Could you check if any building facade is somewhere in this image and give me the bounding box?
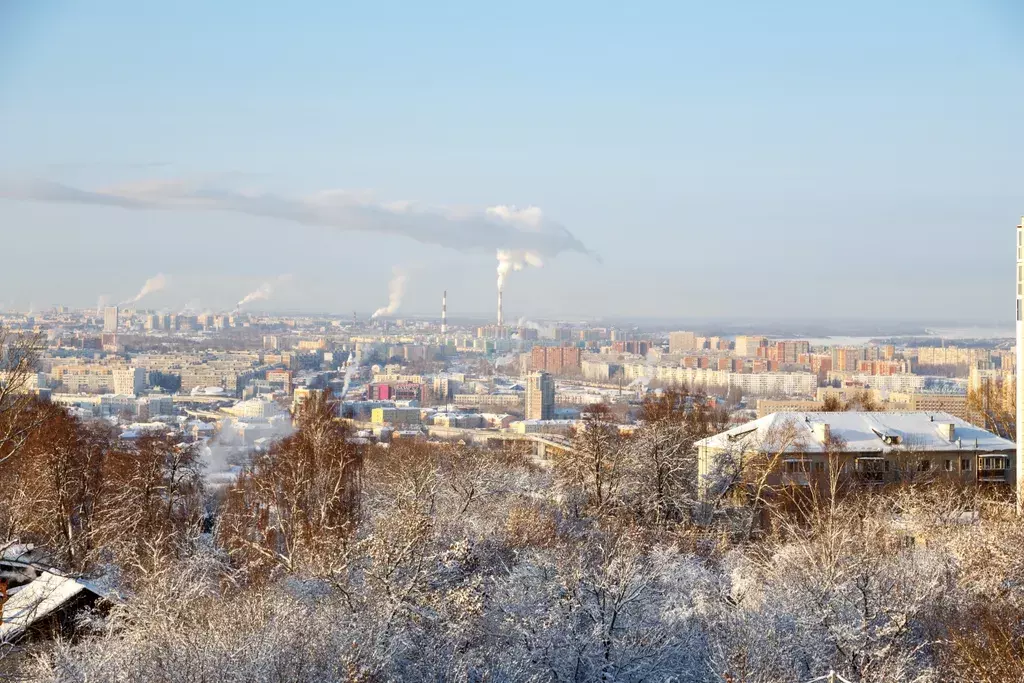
[524,371,555,420]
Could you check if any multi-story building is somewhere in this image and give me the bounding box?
[611,340,650,355]
[765,341,811,364]
[370,407,422,426]
[887,392,969,421]
[112,367,146,396]
[525,371,555,420]
[531,345,582,375]
[697,412,1017,503]
[452,393,523,409]
[734,335,768,357]
[103,306,119,333]
[756,399,826,417]
[668,331,698,354]
[367,382,424,402]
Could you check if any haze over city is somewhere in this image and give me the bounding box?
[5,3,1024,682]
[2,1,1024,322]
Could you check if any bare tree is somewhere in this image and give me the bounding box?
[0,327,45,468]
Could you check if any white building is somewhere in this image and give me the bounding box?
[112,367,146,396]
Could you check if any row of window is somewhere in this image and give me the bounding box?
[782,457,1007,474]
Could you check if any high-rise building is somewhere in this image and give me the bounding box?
[112,366,146,396]
[103,306,119,333]
[530,345,582,375]
[734,335,768,357]
[525,371,555,421]
[668,331,698,354]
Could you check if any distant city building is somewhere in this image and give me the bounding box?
[668,331,698,354]
[734,335,768,357]
[103,306,118,333]
[530,345,582,375]
[525,371,555,420]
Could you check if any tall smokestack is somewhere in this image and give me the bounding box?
[441,290,448,335]
[497,289,503,328]
[1017,217,1023,515]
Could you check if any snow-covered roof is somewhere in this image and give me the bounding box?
[0,571,89,641]
[696,411,1015,454]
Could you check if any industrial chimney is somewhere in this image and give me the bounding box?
[441,290,447,335]
[497,289,504,328]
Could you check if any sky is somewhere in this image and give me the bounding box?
[1,1,1022,323]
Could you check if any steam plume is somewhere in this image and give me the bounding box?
[1,179,594,259]
[235,274,293,311]
[370,270,408,319]
[496,249,544,290]
[121,273,168,305]
[96,295,109,316]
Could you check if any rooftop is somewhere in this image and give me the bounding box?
[696,411,1015,454]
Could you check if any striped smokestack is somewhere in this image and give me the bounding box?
[497,288,503,328]
[441,290,447,334]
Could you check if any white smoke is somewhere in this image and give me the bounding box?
[370,270,408,319]
[121,273,167,305]
[496,249,544,290]
[516,316,542,330]
[341,349,359,399]
[96,295,109,316]
[1,180,594,260]
[179,299,201,314]
[235,274,293,311]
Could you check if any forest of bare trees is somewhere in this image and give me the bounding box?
[1,378,1023,681]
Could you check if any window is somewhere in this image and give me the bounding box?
[918,459,931,472]
[785,460,809,473]
[980,456,1007,471]
[944,459,953,472]
[962,458,971,471]
[814,461,824,473]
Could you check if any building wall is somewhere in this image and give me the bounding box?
[525,371,555,420]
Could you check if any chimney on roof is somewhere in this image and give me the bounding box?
[812,422,830,444]
[938,422,956,442]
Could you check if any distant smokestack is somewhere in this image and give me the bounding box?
[441,290,447,334]
[497,289,503,328]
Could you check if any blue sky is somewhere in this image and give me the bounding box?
[1,1,1022,322]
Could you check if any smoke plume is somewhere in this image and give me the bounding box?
[121,273,168,305]
[235,274,293,311]
[0,179,594,259]
[496,249,544,290]
[370,270,408,319]
[96,295,109,316]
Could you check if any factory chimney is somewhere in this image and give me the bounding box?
[441,290,448,335]
[1017,217,1023,514]
[497,289,504,328]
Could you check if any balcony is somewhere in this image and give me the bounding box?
[978,469,1008,484]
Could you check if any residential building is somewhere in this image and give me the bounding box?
[112,367,146,396]
[734,335,768,357]
[510,419,577,436]
[756,399,826,418]
[668,331,698,354]
[696,412,1016,504]
[525,371,555,420]
[452,393,523,409]
[370,407,422,426]
[531,345,582,375]
[103,306,118,333]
